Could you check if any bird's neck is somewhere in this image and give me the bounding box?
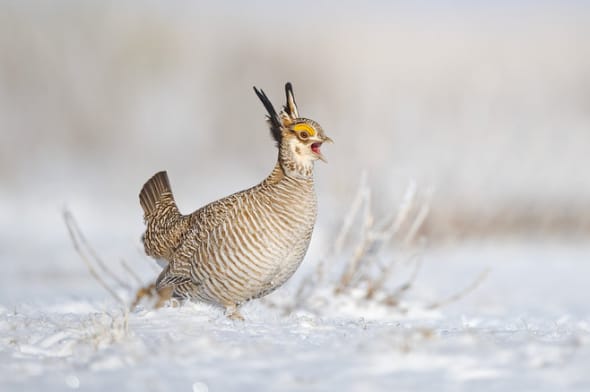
[276,142,314,180]
[265,160,314,187]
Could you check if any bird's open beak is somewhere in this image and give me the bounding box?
[312,136,333,163]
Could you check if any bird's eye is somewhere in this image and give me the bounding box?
[293,123,316,137]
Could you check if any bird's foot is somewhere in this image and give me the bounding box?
[131,282,156,310]
[225,305,245,321]
[131,282,173,310]
[154,286,173,308]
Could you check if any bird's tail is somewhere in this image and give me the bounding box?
[139,171,178,217]
[139,171,183,259]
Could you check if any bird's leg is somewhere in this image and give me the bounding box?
[224,304,245,321]
[154,286,173,308]
[130,282,174,310]
[131,282,157,310]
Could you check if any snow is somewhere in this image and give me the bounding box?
[1,241,589,391]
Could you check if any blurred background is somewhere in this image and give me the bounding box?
[1,1,589,303]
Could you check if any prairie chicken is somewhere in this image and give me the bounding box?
[138,82,332,319]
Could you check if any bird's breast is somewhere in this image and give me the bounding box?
[228,178,316,299]
[189,176,317,305]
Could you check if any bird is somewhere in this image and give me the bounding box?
[137,82,332,319]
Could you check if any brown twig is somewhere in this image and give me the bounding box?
[63,209,126,306]
[335,186,373,292]
[386,255,423,300]
[63,210,131,290]
[121,259,143,286]
[426,268,490,310]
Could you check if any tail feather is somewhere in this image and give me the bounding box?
[140,171,184,260]
[139,171,176,216]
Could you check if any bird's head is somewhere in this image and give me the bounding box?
[254,83,332,176]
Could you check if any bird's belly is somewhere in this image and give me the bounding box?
[237,224,313,301]
[258,231,312,295]
[193,220,314,306]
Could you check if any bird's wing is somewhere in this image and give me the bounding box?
[155,263,192,289]
[163,190,248,279]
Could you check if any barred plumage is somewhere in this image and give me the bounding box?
[139,83,332,319]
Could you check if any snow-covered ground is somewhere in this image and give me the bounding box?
[1,240,588,391]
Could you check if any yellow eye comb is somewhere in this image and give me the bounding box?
[293,123,316,136]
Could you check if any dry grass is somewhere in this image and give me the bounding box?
[63,210,129,335]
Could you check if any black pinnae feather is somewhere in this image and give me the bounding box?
[283,82,297,117]
[253,86,282,145]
